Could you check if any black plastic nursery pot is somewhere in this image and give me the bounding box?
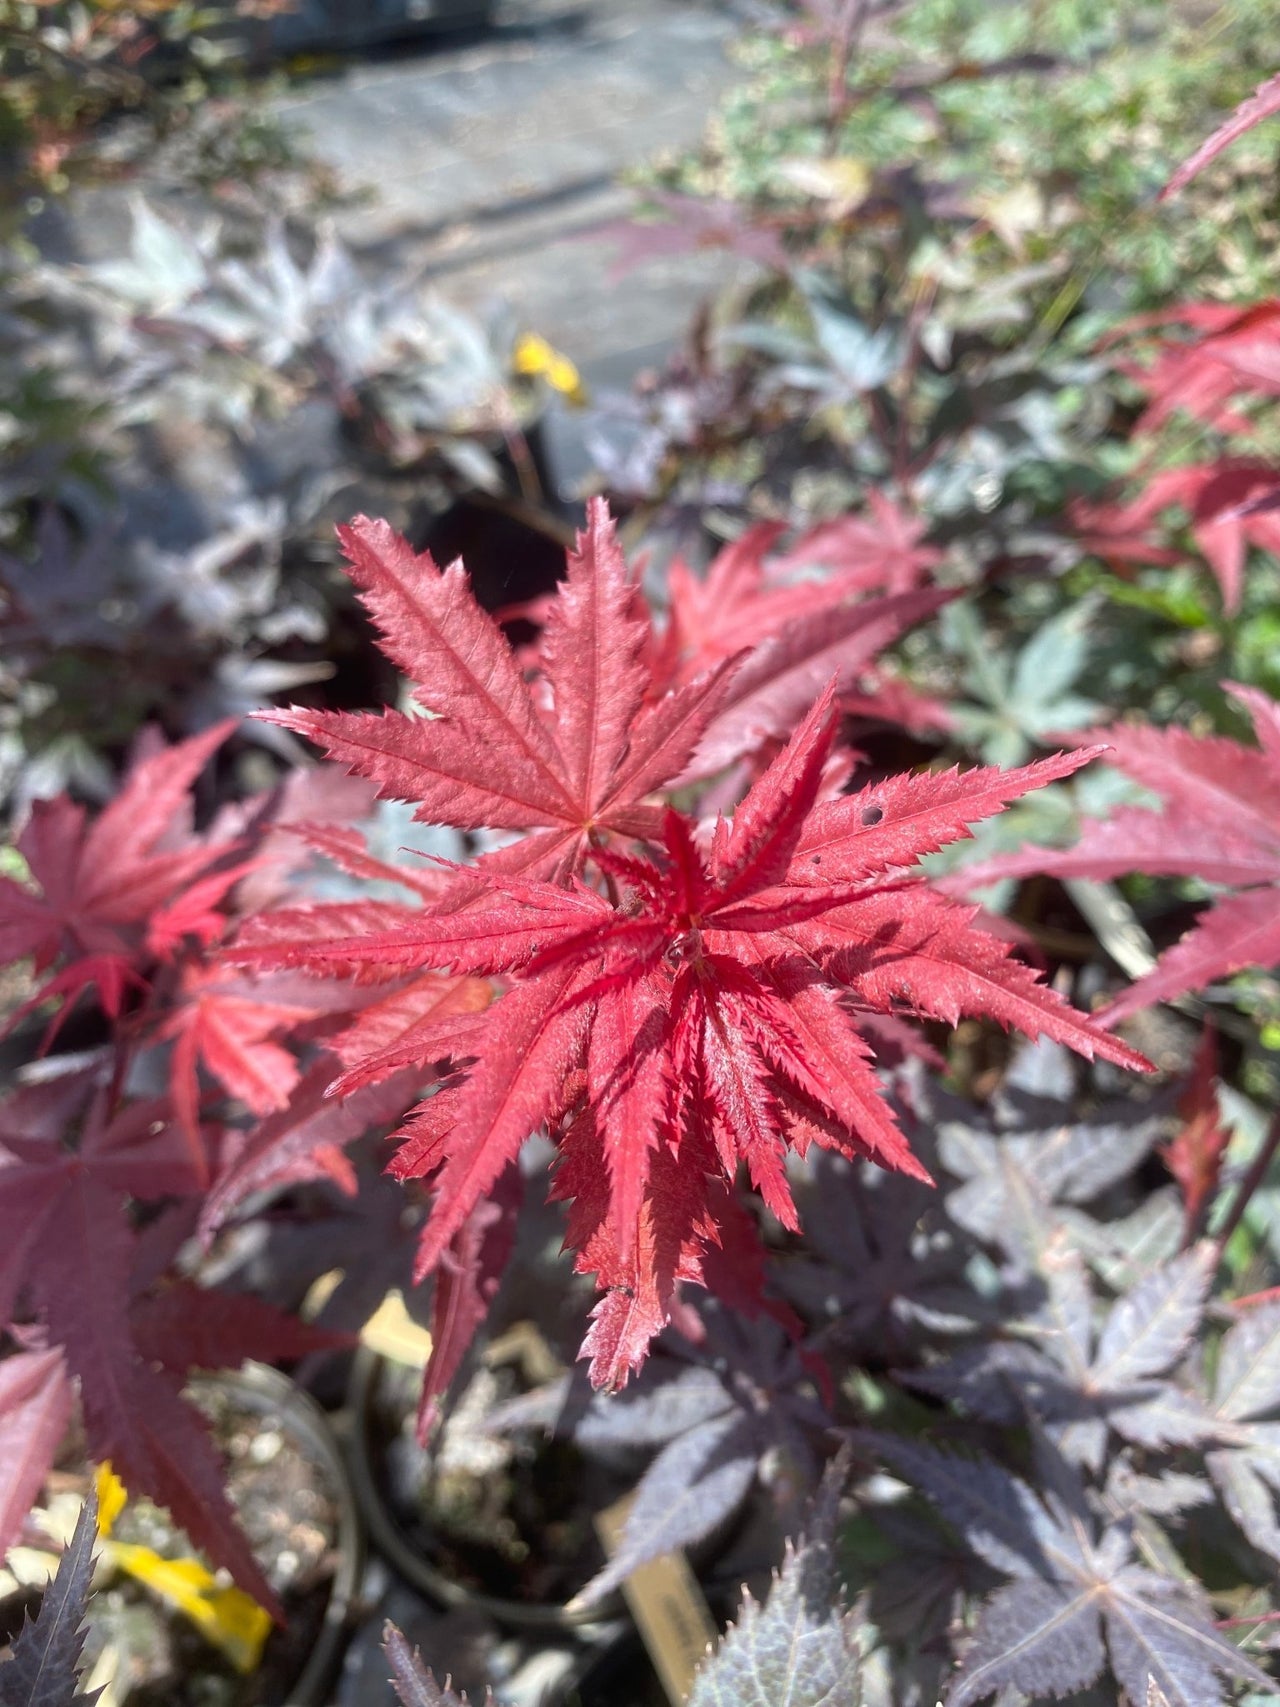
[200,1362,365,1707]
[348,1346,631,1634]
[2,1363,364,1707]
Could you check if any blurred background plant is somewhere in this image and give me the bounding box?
[598,0,1277,532]
[0,0,323,231]
[6,3,1280,1701]
[0,0,587,815]
[577,0,1280,1034]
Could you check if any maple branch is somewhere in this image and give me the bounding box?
[825,0,870,137]
[1212,1106,1280,1261]
[863,386,900,476]
[892,272,937,493]
[1216,1608,1280,1630]
[466,485,576,550]
[104,1033,134,1116]
[494,392,544,508]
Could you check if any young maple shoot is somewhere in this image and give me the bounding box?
[232,500,1150,1394]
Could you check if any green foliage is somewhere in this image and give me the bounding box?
[0,0,311,228]
[941,599,1102,767]
[690,0,1279,311]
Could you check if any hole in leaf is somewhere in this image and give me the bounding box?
[860,805,884,826]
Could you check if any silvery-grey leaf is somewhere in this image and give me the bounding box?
[1091,1246,1213,1391]
[1105,1462,1213,1518]
[1000,1038,1075,1105]
[1209,1448,1280,1565]
[382,1622,493,1707]
[689,1454,861,1707]
[1035,1236,1094,1373]
[903,1342,1066,1426]
[1064,1192,1183,1290]
[1020,1111,1165,1206]
[1105,1569,1271,1707]
[0,1487,100,1707]
[948,1579,1106,1707]
[572,1364,735,1453]
[1109,1387,1219,1451]
[1214,1301,1280,1423]
[571,1411,757,1608]
[867,1437,1063,1582]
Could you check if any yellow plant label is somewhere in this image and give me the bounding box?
[360,1288,435,1368]
[595,1493,718,1707]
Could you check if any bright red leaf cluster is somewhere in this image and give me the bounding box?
[1072,302,1280,611]
[232,500,1147,1390]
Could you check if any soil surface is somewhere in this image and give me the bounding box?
[80,1383,342,1707]
[372,1358,631,1607]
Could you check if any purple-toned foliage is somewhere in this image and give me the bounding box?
[0,1487,100,1707]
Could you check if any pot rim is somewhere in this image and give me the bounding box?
[346,1345,627,1634]
[192,1360,365,1707]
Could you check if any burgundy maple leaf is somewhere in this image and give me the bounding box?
[1161,1025,1231,1244]
[234,686,1148,1388]
[952,683,1280,1020]
[0,1070,282,1610]
[0,1343,72,1562]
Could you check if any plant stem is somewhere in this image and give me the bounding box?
[1225,1283,1280,1311]
[1212,1107,1280,1262]
[825,0,869,137]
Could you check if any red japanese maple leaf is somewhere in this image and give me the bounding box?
[651,514,949,772]
[234,686,1148,1387]
[1071,460,1280,612]
[0,720,238,1026]
[263,501,740,883]
[952,683,1280,1021]
[0,728,399,1182]
[272,502,946,870]
[765,492,944,596]
[158,964,315,1147]
[1070,469,1190,574]
[196,1059,435,1239]
[1109,300,1280,437]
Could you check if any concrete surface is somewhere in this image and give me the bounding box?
[270,0,747,368]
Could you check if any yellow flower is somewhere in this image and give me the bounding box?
[512,332,587,405]
[94,1463,128,1539]
[92,1463,272,1674]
